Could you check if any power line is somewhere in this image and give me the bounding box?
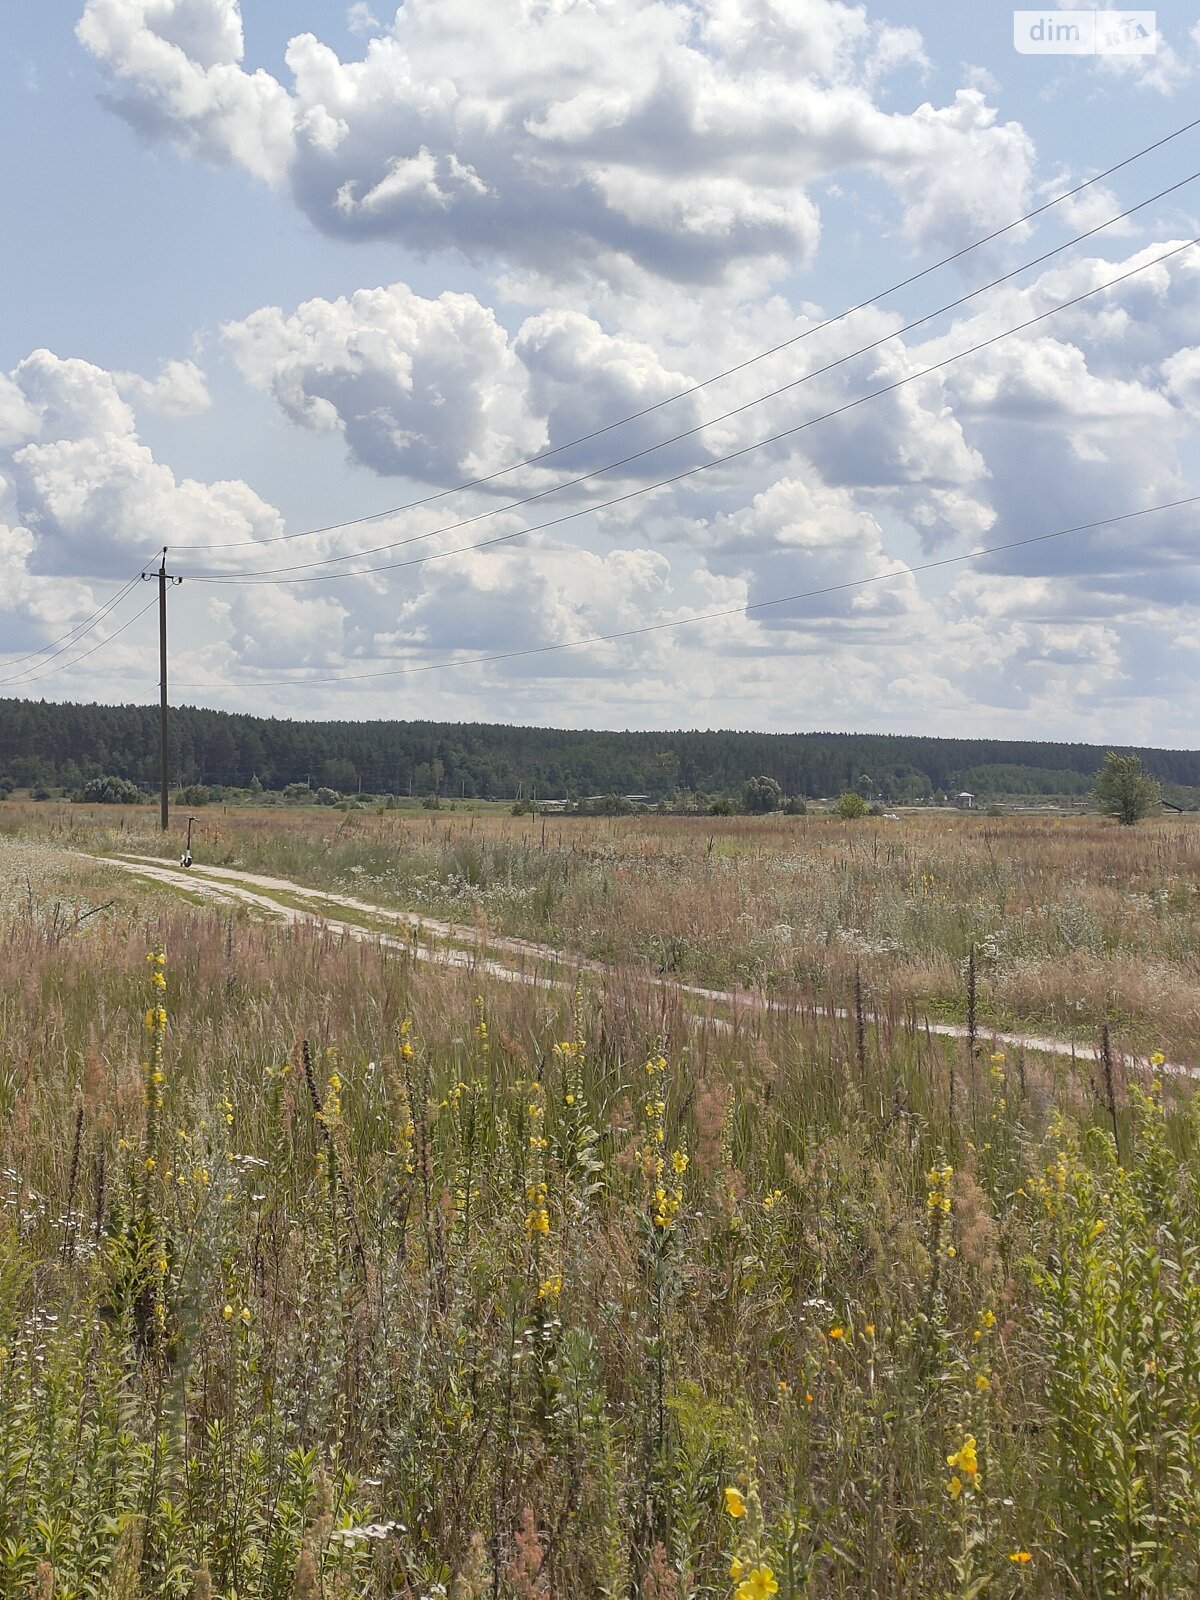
[0,569,150,677]
[179,113,1200,554]
[184,235,1200,589]
[180,173,1200,583]
[169,493,1200,688]
[4,594,159,688]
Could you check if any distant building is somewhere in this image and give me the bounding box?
[955,791,975,809]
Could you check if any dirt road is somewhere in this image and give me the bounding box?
[102,852,1191,1079]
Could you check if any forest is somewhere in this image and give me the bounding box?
[2,697,1199,805]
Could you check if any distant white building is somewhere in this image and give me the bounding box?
[955,791,975,809]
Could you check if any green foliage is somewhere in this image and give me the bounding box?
[835,790,869,819]
[79,774,142,804]
[4,697,1200,804]
[742,775,783,814]
[1093,751,1162,826]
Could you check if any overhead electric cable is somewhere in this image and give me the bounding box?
[180,113,1200,553]
[2,594,159,688]
[0,569,151,675]
[183,235,1200,588]
[170,493,1200,688]
[181,174,1200,583]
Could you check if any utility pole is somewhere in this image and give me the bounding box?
[141,549,182,832]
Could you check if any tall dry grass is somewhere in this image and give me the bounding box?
[2,880,1200,1596]
[9,802,1198,1057]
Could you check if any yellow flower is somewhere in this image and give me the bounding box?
[221,1304,234,1322]
[946,1436,978,1477]
[671,1149,689,1176]
[723,1487,746,1519]
[829,1325,844,1341]
[981,1309,996,1328]
[1150,1051,1165,1067]
[864,1323,875,1336]
[1091,1219,1106,1238]
[735,1565,779,1600]
[946,1474,963,1501]
[975,1374,990,1392]
[1008,1551,1032,1565]
[240,1307,251,1324]
[729,1558,744,1580]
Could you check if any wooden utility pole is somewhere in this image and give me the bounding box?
[142,549,182,832]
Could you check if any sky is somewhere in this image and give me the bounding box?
[1,0,1200,742]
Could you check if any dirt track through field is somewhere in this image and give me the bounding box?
[103,852,1195,1080]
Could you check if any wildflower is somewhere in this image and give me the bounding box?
[829,1326,844,1341]
[735,1565,779,1600]
[672,1149,689,1176]
[946,1246,957,1258]
[865,1323,875,1336]
[729,1558,744,1579]
[144,1157,156,1173]
[804,1392,814,1404]
[975,1374,990,1392]
[946,1475,963,1502]
[981,1309,996,1328]
[1150,1051,1165,1067]
[240,1307,251,1325]
[946,1436,979,1478]
[989,1052,1006,1065]
[221,1304,234,1322]
[926,1163,953,1216]
[1008,1551,1032,1565]
[566,1093,575,1106]
[1091,1219,1106,1238]
[723,1487,746,1519]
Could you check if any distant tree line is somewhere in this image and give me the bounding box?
[2,697,1200,805]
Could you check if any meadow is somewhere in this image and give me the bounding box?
[1,807,1200,1597]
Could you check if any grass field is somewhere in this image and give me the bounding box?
[2,807,1199,1597]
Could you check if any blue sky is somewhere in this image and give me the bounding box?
[2,0,1199,740]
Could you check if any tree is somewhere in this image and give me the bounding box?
[1093,752,1161,826]
[835,791,869,820]
[742,775,783,814]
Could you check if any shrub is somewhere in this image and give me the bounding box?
[79,775,142,805]
[835,791,870,819]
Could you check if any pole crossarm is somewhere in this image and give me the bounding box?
[141,548,183,832]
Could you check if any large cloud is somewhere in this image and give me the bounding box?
[78,0,1035,283]
[0,349,279,580]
